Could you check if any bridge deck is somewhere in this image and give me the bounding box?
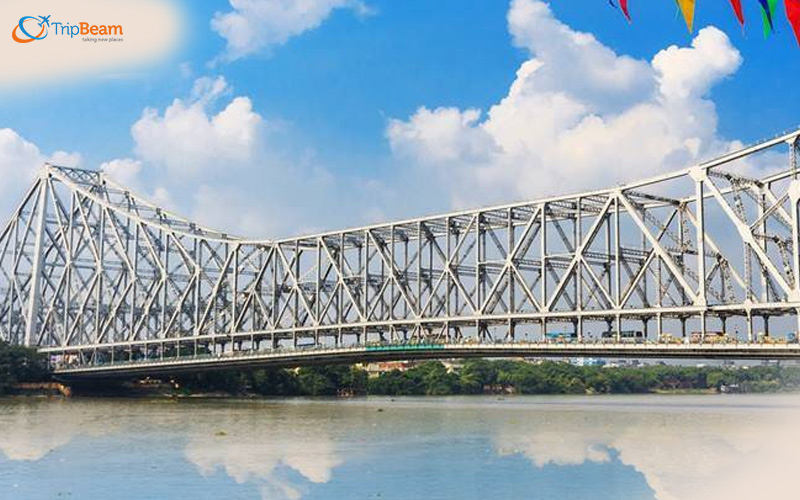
[52,342,800,378]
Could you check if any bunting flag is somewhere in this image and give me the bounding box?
[759,0,778,37]
[788,0,800,45]
[676,0,696,33]
[620,0,631,22]
[603,0,800,48]
[728,0,745,28]
[609,0,632,22]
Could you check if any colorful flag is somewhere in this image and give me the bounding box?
[728,0,745,28]
[607,1,632,22]
[620,0,632,22]
[787,0,800,45]
[676,0,696,32]
[759,0,778,37]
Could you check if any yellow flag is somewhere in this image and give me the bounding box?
[677,0,696,33]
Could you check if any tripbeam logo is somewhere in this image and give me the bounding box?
[11,16,50,43]
[11,15,123,43]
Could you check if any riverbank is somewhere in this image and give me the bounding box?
[5,339,800,398]
[84,359,800,399]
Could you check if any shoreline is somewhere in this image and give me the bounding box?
[7,385,796,400]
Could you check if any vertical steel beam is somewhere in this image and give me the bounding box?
[24,177,48,347]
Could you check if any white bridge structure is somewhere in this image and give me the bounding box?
[2,130,800,377]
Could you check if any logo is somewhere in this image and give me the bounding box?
[11,15,50,43]
[11,15,123,43]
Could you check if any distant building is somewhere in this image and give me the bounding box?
[363,360,416,377]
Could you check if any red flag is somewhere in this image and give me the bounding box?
[620,0,632,22]
[728,0,745,27]
[787,0,800,45]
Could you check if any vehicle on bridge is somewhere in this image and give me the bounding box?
[602,330,645,343]
[545,332,578,343]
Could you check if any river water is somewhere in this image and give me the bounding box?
[0,395,798,500]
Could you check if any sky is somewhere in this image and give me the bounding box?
[1,0,799,239]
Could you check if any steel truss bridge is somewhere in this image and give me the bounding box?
[3,130,800,378]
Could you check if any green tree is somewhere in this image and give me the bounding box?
[0,341,50,394]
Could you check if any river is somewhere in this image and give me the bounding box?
[0,395,798,500]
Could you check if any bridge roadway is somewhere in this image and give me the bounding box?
[51,342,800,379]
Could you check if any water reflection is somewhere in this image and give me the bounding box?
[183,406,343,500]
[0,395,798,500]
[493,396,800,500]
[0,399,116,460]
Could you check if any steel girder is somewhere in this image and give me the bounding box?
[1,130,800,368]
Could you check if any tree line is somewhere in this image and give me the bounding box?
[3,344,799,397]
[174,359,800,397]
[0,341,49,395]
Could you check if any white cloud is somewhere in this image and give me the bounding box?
[387,0,743,208]
[0,128,80,217]
[212,0,371,62]
[131,76,262,178]
[48,151,83,168]
[100,157,143,188]
[101,76,383,238]
[0,129,43,208]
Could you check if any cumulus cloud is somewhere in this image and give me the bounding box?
[99,75,383,238]
[131,76,262,178]
[212,0,372,62]
[100,157,143,189]
[0,129,43,209]
[0,128,81,218]
[387,0,743,208]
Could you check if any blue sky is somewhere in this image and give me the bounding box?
[1,0,799,237]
